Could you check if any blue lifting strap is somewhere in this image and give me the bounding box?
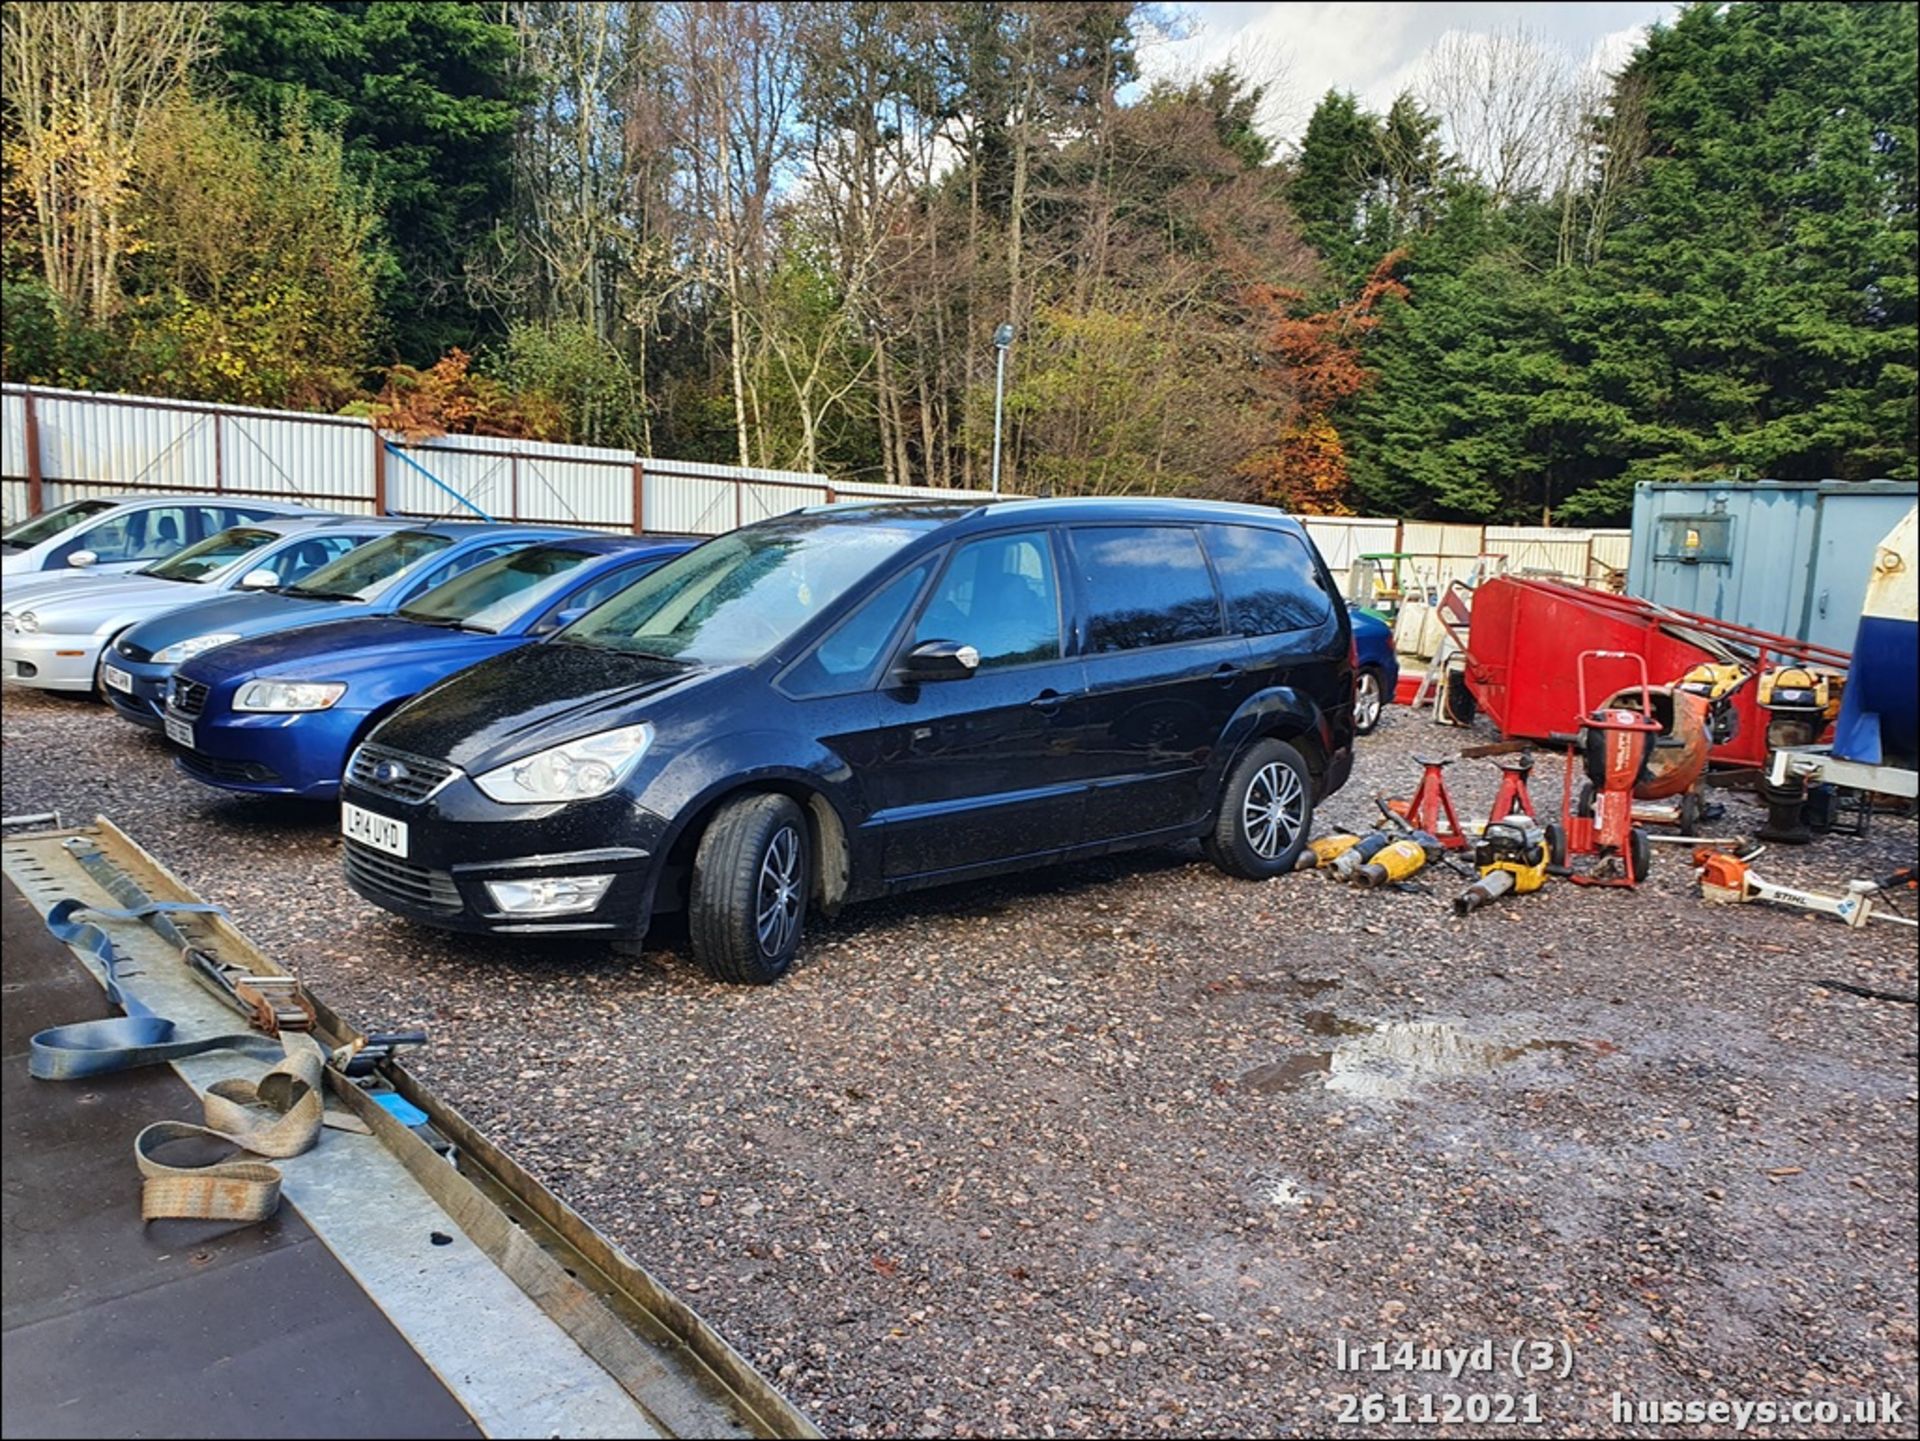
[29,897,284,1082]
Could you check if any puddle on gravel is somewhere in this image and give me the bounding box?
[1241,1018,1581,1101]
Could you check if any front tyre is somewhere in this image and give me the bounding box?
[1204,738,1315,879]
[690,793,811,984]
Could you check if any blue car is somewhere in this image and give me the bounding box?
[1348,604,1399,735]
[164,535,693,799]
[106,522,578,731]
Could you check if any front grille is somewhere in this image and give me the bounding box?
[348,742,457,804]
[170,677,209,717]
[179,752,281,785]
[116,636,152,661]
[344,841,463,913]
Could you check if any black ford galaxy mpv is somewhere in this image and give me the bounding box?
[340,498,1355,982]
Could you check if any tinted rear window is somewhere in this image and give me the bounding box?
[1204,524,1332,635]
[1069,525,1223,653]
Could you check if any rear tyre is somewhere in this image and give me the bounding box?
[1204,738,1314,879]
[689,793,811,984]
[1353,667,1385,735]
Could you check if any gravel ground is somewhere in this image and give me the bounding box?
[4,684,1915,1439]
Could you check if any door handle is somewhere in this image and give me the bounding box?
[1030,689,1065,713]
[1213,663,1242,684]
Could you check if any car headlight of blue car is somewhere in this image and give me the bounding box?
[234,679,348,713]
[155,632,241,664]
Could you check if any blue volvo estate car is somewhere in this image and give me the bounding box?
[104,522,579,731]
[164,535,693,798]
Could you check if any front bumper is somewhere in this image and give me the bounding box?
[101,654,174,727]
[339,768,668,939]
[2,631,103,691]
[167,702,367,799]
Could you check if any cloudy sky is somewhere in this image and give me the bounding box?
[1137,2,1682,146]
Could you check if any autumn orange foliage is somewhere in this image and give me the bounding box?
[1241,252,1408,513]
[367,348,561,442]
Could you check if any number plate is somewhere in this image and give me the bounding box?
[343,802,408,859]
[164,714,194,750]
[104,664,133,693]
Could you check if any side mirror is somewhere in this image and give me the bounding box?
[900,639,980,682]
[238,568,281,590]
[533,607,587,636]
[67,550,98,569]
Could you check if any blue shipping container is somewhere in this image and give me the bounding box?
[1626,479,1919,652]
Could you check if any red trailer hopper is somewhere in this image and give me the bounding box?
[1459,577,1851,767]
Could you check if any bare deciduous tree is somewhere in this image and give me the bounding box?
[1420,24,1576,203]
[2,1,214,322]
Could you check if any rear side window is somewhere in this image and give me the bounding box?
[1204,524,1332,635]
[1069,525,1223,653]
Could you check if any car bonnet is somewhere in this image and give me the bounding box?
[366,640,720,775]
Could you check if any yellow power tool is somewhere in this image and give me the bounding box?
[1453,820,1550,914]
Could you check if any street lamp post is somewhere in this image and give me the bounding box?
[990,322,1015,496]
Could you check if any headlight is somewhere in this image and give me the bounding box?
[473,723,655,804]
[235,679,347,713]
[154,632,241,664]
[16,612,40,634]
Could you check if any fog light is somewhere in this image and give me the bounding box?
[484,874,614,916]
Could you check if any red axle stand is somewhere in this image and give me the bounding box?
[1389,755,1471,850]
[1487,753,1536,824]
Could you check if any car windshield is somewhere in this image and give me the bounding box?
[563,519,928,665]
[2,499,117,549]
[283,530,451,601]
[141,527,277,584]
[397,544,599,634]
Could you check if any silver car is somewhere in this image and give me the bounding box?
[1,495,325,580]
[2,517,403,694]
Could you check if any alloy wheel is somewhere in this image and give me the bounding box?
[755,824,803,956]
[1355,671,1382,730]
[1241,761,1304,860]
